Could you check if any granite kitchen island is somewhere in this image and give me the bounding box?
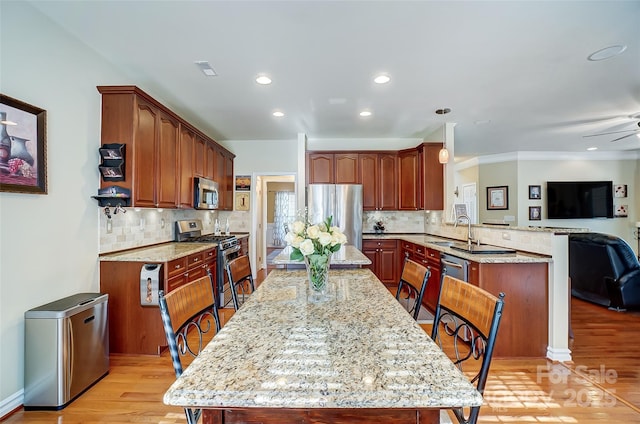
[163,268,481,424]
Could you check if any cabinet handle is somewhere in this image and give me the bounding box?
[175,264,181,269]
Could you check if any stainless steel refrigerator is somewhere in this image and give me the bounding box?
[307,184,363,249]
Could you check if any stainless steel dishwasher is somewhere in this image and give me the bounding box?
[440,253,469,282]
[24,293,109,410]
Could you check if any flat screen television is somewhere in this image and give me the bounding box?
[546,181,613,219]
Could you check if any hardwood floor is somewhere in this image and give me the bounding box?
[4,269,639,423]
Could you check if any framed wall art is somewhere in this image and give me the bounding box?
[529,206,542,221]
[528,185,541,199]
[0,94,47,194]
[614,184,627,198]
[487,185,508,210]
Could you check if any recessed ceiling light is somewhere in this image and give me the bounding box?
[435,108,451,115]
[374,74,390,84]
[256,75,272,85]
[272,111,284,117]
[194,61,217,77]
[587,147,598,151]
[587,45,627,61]
[359,111,372,117]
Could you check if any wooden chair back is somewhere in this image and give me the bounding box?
[431,274,505,424]
[395,257,431,320]
[159,274,220,424]
[225,255,255,311]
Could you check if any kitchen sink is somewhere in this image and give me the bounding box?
[450,243,516,254]
[430,241,456,247]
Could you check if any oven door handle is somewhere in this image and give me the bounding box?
[441,259,464,269]
[222,245,241,256]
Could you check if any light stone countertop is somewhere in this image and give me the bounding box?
[272,245,372,266]
[163,269,482,410]
[364,233,552,264]
[99,233,250,262]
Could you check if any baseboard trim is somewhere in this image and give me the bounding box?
[0,389,23,420]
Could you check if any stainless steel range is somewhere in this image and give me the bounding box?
[175,219,240,308]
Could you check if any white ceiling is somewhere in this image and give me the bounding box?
[29,0,640,159]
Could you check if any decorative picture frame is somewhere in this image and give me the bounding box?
[528,185,541,200]
[235,192,250,211]
[487,186,508,210]
[614,205,628,218]
[235,175,251,191]
[614,185,627,198]
[0,94,48,194]
[529,206,542,221]
[453,203,468,220]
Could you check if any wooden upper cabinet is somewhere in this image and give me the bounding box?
[98,86,234,210]
[359,152,397,211]
[178,126,194,209]
[378,153,398,210]
[194,135,206,177]
[205,142,215,180]
[397,149,420,210]
[156,111,179,208]
[419,143,444,210]
[307,153,334,184]
[132,99,158,207]
[334,153,359,184]
[359,153,378,210]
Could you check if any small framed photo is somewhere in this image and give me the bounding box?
[453,203,468,220]
[487,185,508,210]
[529,206,541,221]
[528,185,541,200]
[614,185,627,198]
[614,205,628,217]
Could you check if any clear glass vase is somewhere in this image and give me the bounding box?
[304,253,331,303]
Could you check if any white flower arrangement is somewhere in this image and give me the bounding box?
[285,215,347,261]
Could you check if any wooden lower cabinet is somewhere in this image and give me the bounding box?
[100,247,217,355]
[363,239,398,285]
[468,261,549,358]
[423,248,441,313]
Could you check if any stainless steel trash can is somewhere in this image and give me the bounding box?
[24,293,109,410]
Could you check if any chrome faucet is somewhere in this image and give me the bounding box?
[454,214,476,245]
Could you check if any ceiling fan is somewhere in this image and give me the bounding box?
[582,121,640,142]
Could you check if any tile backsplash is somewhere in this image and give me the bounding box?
[99,208,250,254]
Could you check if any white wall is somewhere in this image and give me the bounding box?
[0,1,127,410]
[518,155,638,251]
[456,152,639,254]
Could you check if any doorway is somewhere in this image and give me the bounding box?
[253,173,297,273]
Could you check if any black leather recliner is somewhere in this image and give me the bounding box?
[569,232,640,310]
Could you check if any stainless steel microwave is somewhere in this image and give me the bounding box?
[194,177,219,210]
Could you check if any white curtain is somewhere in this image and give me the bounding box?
[273,191,290,246]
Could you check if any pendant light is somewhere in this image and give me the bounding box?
[435,108,451,164]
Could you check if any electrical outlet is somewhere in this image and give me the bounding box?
[161,218,165,229]
[106,219,113,234]
[502,232,511,240]
[140,218,145,231]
